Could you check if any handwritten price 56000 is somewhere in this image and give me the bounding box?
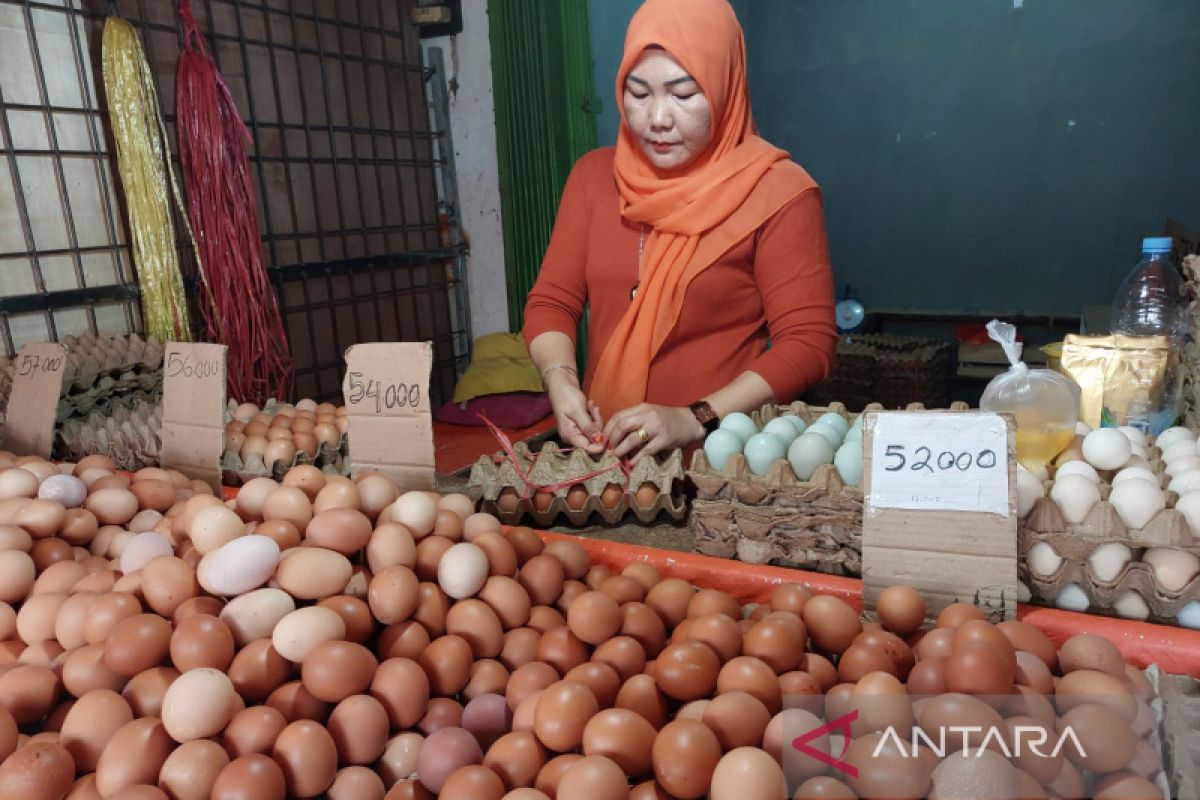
[166,352,221,379]
[883,444,998,473]
[347,372,420,413]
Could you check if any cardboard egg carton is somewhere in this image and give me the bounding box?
[1154,667,1200,800]
[57,398,162,471]
[220,399,350,484]
[467,440,687,527]
[1019,489,1200,622]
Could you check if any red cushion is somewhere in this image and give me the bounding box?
[435,391,552,428]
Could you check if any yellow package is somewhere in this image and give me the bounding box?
[1059,335,1114,429]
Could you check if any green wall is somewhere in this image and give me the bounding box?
[588,0,1200,316]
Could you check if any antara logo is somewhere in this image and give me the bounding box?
[791,710,1088,778]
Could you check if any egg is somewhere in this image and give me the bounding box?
[1142,547,1200,593]
[743,433,786,476]
[197,535,280,596]
[804,422,843,448]
[833,442,863,487]
[1113,590,1150,620]
[761,418,800,447]
[272,720,339,797]
[392,492,438,537]
[718,413,758,444]
[1055,460,1101,484]
[189,506,245,555]
[651,720,722,798]
[1055,583,1090,612]
[1178,601,1200,629]
[438,542,490,600]
[1117,425,1147,446]
[1086,542,1132,583]
[702,430,742,471]
[787,434,835,481]
[1169,471,1200,497]
[1027,541,1063,578]
[1082,429,1132,470]
[119,532,173,574]
[271,606,346,662]
[1155,425,1196,451]
[1167,456,1200,477]
[634,482,660,509]
[1015,468,1045,517]
[1049,474,1101,524]
[1113,466,1160,486]
[1108,479,1165,530]
[780,414,808,436]
[161,668,237,742]
[37,474,87,508]
[219,588,295,646]
[875,585,925,634]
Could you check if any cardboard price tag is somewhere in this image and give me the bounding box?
[861,410,1018,623]
[1,342,68,458]
[342,342,435,490]
[159,342,227,492]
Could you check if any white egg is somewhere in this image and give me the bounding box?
[1055,583,1091,612]
[1054,460,1100,484]
[1142,547,1200,593]
[1178,601,1200,630]
[761,418,800,448]
[815,412,850,437]
[1118,426,1148,447]
[787,433,835,481]
[197,535,281,596]
[1163,440,1199,465]
[780,415,808,436]
[1081,429,1132,471]
[1166,456,1200,477]
[1017,581,1032,603]
[1108,480,1166,530]
[743,432,788,476]
[1155,426,1196,452]
[703,429,743,471]
[804,422,843,449]
[833,442,863,487]
[1074,421,1093,436]
[1113,590,1150,621]
[119,532,174,574]
[37,474,87,508]
[1016,469,1045,518]
[438,542,489,599]
[1167,471,1200,495]
[1049,474,1101,524]
[1113,466,1160,487]
[392,491,438,536]
[719,412,759,444]
[1086,542,1132,583]
[1027,541,1064,578]
[1174,491,1200,537]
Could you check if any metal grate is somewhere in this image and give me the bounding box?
[0,0,467,406]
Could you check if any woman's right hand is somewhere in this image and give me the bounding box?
[547,375,606,455]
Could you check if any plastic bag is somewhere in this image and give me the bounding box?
[980,320,1081,472]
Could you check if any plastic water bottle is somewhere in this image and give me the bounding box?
[1110,236,1188,433]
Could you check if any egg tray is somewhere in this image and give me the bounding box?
[219,399,350,484]
[466,440,687,527]
[1155,666,1200,800]
[56,398,162,472]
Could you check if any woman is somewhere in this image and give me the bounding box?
[523,0,836,460]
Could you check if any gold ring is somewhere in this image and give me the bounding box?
[636,427,649,444]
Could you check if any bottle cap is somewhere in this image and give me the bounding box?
[1142,236,1173,254]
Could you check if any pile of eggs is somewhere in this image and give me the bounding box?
[703,411,863,487]
[1018,424,1200,627]
[224,400,348,471]
[0,453,1167,799]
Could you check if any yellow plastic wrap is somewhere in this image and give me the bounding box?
[102,16,200,342]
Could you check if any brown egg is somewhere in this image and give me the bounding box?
[534,680,599,752]
[1060,703,1136,773]
[555,579,586,615]
[642,579,693,630]
[471,532,519,578]
[59,509,99,547]
[30,538,73,571]
[301,641,378,703]
[505,662,559,712]
[84,488,138,526]
[704,690,772,751]
[129,480,176,513]
[945,640,1015,699]
[61,644,126,697]
[874,585,926,635]
[914,627,956,662]
[103,614,171,677]
[615,674,669,730]
[160,668,237,743]
[592,636,648,683]
[211,753,287,800]
[684,588,739,620]
[935,602,986,629]
[563,662,621,709]
[58,688,133,772]
[535,627,588,675]
[585,565,613,591]
[377,620,432,661]
[505,527,544,565]
[141,557,200,619]
[916,692,1004,755]
[557,755,629,800]
[497,488,522,516]
[528,605,566,633]
[654,641,719,701]
[420,635,474,696]
[845,731,934,800]
[158,739,229,800]
[414,583,451,638]
[227,640,291,703]
[416,727,483,793]
[632,482,660,510]
[0,664,60,725]
[619,602,667,658]
[716,656,782,714]
[121,667,179,719]
[599,484,623,509]
[484,731,548,792]
[744,616,807,674]
[441,599,502,660]
[326,694,389,766]
[563,484,589,512]
[222,705,287,758]
[800,595,861,655]
[326,766,385,800]
[995,620,1058,671]
[371,657,430,729]
[477,576,532,630]
[651,720,721,799]
[598,576,643,605]
[519,555,566,607]
[274,547,352,600]
[0,741,75,799]
[168,614,234,672]
[272,720,338,797]
[253,519,301,552]
[838,644,897,683]
[95,717,175,797]
[541,540,589,580]
[413,535,453,582]
[305,508,372,555]
[1056,669,1136,721]
[1058,633,1126,677]
[563,590,621,645]
[907,656,948,697]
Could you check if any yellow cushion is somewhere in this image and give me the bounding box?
[452,332,544,403]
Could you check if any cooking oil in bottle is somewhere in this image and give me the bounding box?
[1015,426,1076,472]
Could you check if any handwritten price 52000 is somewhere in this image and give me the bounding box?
[883,444,999,473]
[347,372,421,413]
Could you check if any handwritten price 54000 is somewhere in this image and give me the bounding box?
[347,372,421,413]
[883,444,999,473]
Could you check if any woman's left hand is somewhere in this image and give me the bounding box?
[603,403,704,460]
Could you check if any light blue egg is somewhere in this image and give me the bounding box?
[703,429,743,471]
[805,422,843,449]
[719,412,758,444]
[1179,601,1200,630]
[1055,583,1090,612]
[843,426,863,444]
[781,414,808,435]
[834,441,864,487]
[762,418,800,447]
[849,414,864,431]
[744,432,788,475]
[816,412,850,437]
[788,433,835,481]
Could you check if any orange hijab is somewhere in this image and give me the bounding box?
[588,0,815,420]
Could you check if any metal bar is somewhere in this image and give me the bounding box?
[0,284,141,315]
[268,250,463,283]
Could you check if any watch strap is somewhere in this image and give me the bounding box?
[689,400,720,435]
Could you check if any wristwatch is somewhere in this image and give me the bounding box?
[689,400,720,436]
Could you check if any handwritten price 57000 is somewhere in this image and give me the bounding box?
[882,444,999,473]
[347,372,421,413]
[16,353,64,376]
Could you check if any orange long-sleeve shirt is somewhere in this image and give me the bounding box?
[523,147,837,408]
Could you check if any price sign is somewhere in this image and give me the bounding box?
[862,410,1017,623]
[867,412,1009,515]
[1,342,68,457]
[159,342,226,492]
[342,342,435,490]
